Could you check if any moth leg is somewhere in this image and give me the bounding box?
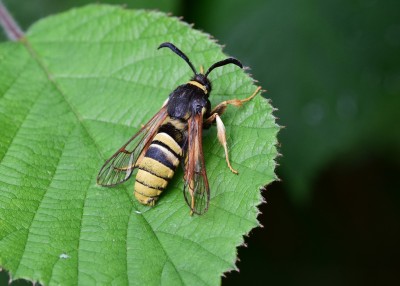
[208,86,261,120]
[205,113,238,174]
[203,87,261,173]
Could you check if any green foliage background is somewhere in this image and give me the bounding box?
[1,0,400,285]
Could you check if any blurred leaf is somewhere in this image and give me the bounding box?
[195,0,400,203]
[0,5,278,285]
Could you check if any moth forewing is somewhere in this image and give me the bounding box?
[96,106,168,186]
[183,113,210,215]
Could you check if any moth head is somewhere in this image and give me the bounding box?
[158,42,243,95]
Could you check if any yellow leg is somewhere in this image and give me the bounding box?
[203,87,261,174]
[215,114,238,174]
[209,86,261,116]
[204,113,238,174]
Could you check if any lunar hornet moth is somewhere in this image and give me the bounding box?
[97,42,260,215]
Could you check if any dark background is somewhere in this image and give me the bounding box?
[1,0,399,285]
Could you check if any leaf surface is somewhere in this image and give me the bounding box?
[0,5,278,285]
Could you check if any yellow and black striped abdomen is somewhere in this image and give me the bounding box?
[134,117,186,206]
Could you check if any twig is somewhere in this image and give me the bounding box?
[0,0,24,41]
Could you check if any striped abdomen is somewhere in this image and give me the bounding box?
[134,117,186,206]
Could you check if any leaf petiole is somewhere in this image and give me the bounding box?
[0,0,24,41]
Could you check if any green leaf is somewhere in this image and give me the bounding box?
[0,4,278,285]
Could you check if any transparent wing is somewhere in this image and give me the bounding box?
[183,113,210,215]
[97,106,168,186]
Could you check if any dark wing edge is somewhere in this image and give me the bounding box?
[183,113,210,215]
[97,106,168,186]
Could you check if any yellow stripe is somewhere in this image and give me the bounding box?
[136,169,168,189]
[139,157,175,179]
[188,81,207,94]
[134,180,162,197]
[153,133,182,157]
[134,183,159,206]
[169,117,187,131]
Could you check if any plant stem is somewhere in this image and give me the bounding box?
[0,0,24,41]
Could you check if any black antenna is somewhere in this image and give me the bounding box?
[158,42,197,75]
[205,58,243,78]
